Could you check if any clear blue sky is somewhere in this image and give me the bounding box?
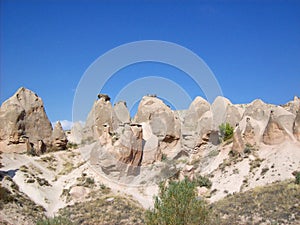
[1,0,300,126]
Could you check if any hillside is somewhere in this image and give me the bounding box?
[0,87,300,224]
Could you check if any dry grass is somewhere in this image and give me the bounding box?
[212,180,300,225]
[0,176,46,224]
[58,195,145,225]
[59,161,75,175]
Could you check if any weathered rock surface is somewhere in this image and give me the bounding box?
[0,87,52,152]
[232,125,245,154]
[67,122,84,144]
[263,111,288,145]
[134,96,181,158]
[243,99,271,123]
[294,110,300,141]
[114,124,143,166]
[282,96,300,115]
[211,96,243,128]
[242,117,257,146]
[90,123,144,177]
[114,101,130,124]
[51,121,68,151]
[141,122,161,165]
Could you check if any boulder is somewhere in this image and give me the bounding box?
[51,121,68,151]
[0,87,52,152]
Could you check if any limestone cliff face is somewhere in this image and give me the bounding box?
[0,87,53,152]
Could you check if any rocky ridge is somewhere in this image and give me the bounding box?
[0,87,300,224]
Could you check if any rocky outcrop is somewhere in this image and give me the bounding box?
[294,110,300,141]
[211,96,243,128]
[90,123,144,177]
[51,121,68,151]
[282,96,300,115]
[263,111,288,145]
[232,125,245,154]
[67,122,83,144]
[134,96,181,158]
[0,87,53,152]
[181,98,212,152]
[141,122,161,165]
[84,95,132,143]
[114,101,130,124]
[243,117,256,146]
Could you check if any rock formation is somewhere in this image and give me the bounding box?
[211,96,243,128]
[51,121,68,151]
[114,101,130,124]
[134,96,181,158]
[0,87,53,152]
[83,95,132,143]
[67,122,84,144]
[263,111,287,145]
[232,125,245,154]
[294,110,300,141]
[243,117,256,146]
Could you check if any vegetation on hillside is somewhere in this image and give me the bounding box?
[145,178,217,225]
[219,123,234,142]
[212,180,300,225]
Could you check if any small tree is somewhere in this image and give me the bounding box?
[219,123,234,142]
[145,178,212,225]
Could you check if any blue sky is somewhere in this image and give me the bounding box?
[1,0,300,128]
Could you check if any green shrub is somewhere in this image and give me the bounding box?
[219,123,234,142]
[0,185,14,209]
[145,178,213,225]
[36,216,72,225]
[194,175,212,189]
[67,142,78,149]
[161,153,167,161]
[294,171,300,184]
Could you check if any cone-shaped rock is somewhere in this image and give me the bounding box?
[263,111,287,145]
[0,87,52,149]
[51,121,68,150]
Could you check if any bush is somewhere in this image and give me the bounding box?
[293,171,300,184]
[36,216,72,225]
[194,175,212,189]
[219,123,234,142]
[145,178,213,225]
